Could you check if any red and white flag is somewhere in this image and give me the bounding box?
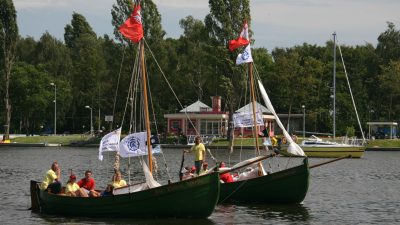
[229,22,250,51]
[118,4,144,43]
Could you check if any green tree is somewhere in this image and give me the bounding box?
[0,0,18,139]
[64,12,106,132]
[376,22,400,65]
[11,62,52,135]
[378,61,400,120]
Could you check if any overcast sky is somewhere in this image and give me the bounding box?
[14,0,400,50]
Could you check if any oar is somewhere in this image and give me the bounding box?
[178,150,185,181]
[309,155,352,169]
[220,153,276,175]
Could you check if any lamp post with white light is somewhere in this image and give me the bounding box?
[50,83,57,135]
[85,105,93,136]
[302,105,305,139]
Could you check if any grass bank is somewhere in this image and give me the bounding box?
[11,135,89,145]
[367,139,400,147]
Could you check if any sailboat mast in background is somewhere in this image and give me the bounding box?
[333,32,336,139]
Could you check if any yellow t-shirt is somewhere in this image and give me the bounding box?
[39,169,57,190]
[271,137,278,147]
[112,179,127,189]
[191,143,205,161]
[199,168,209,175]
[65,183,80,195]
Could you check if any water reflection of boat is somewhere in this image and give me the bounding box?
[215,203,310,223]
[245,203,310,222]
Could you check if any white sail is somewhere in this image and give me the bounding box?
[257,80,306,157]
[142,159,161,188]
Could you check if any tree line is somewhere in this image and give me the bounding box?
[1,0,399,137]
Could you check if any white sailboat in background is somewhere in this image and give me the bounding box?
[297,33,366,158]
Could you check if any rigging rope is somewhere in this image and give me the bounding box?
[336,39,366,144]
[112,44,127,129]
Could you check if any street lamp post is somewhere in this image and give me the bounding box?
[85,105,93,136]
[50,83,57,135]
[302,105,305,139]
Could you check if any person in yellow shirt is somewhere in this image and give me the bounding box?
[199,162,209,175]
[65,174,88,197]
[271,135,278,147]
[185,136,206,175]
[111,171,127,189]
[39,161,62,194]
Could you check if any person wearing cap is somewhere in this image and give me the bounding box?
[65,174,88,197]
[219,162,233,183]
[184,136,206,175]
[77,170,100,197]
[182,166,195,180]
[199,162,209,175]
[39,161,62,194]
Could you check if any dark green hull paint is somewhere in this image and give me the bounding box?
[32,172,220,218]
[218,158,309,204]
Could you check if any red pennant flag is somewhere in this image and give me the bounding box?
[118,4,144,43]
[229,22,250,51]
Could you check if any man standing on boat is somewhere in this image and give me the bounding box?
[185,136,206,175]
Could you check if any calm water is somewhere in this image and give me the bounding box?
[0,147,399,224]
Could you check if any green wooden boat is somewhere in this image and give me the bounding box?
[218,158,309,204]
[31,172,220,218]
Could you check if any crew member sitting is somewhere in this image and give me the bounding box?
[199,162,209,175]
[77,170,100,197]
[182,166,196,180]
[39,161,62,194]
[219,162,233,183]
[65,174,88,197]
[111,171,127,189]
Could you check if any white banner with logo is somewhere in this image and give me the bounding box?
[233,111,263,128]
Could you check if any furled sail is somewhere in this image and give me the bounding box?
[257,80,306,157]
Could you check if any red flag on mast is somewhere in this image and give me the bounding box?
[118,4,144,43]
[229,22,250,51]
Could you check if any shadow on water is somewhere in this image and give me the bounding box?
[36,212,215,225]
[214,203,310,224]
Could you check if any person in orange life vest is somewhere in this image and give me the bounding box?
[219,162,233,183]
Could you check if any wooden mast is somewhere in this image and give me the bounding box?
[248,62,260,155]
[248,48,263,176]
[139,39,153,174]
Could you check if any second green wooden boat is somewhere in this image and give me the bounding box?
[218,158,309,204]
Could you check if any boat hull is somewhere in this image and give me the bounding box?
[31,172,220,218]
[219,158,309,204]
[281,145,365,158]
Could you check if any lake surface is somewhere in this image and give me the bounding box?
[0,147,399,224]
